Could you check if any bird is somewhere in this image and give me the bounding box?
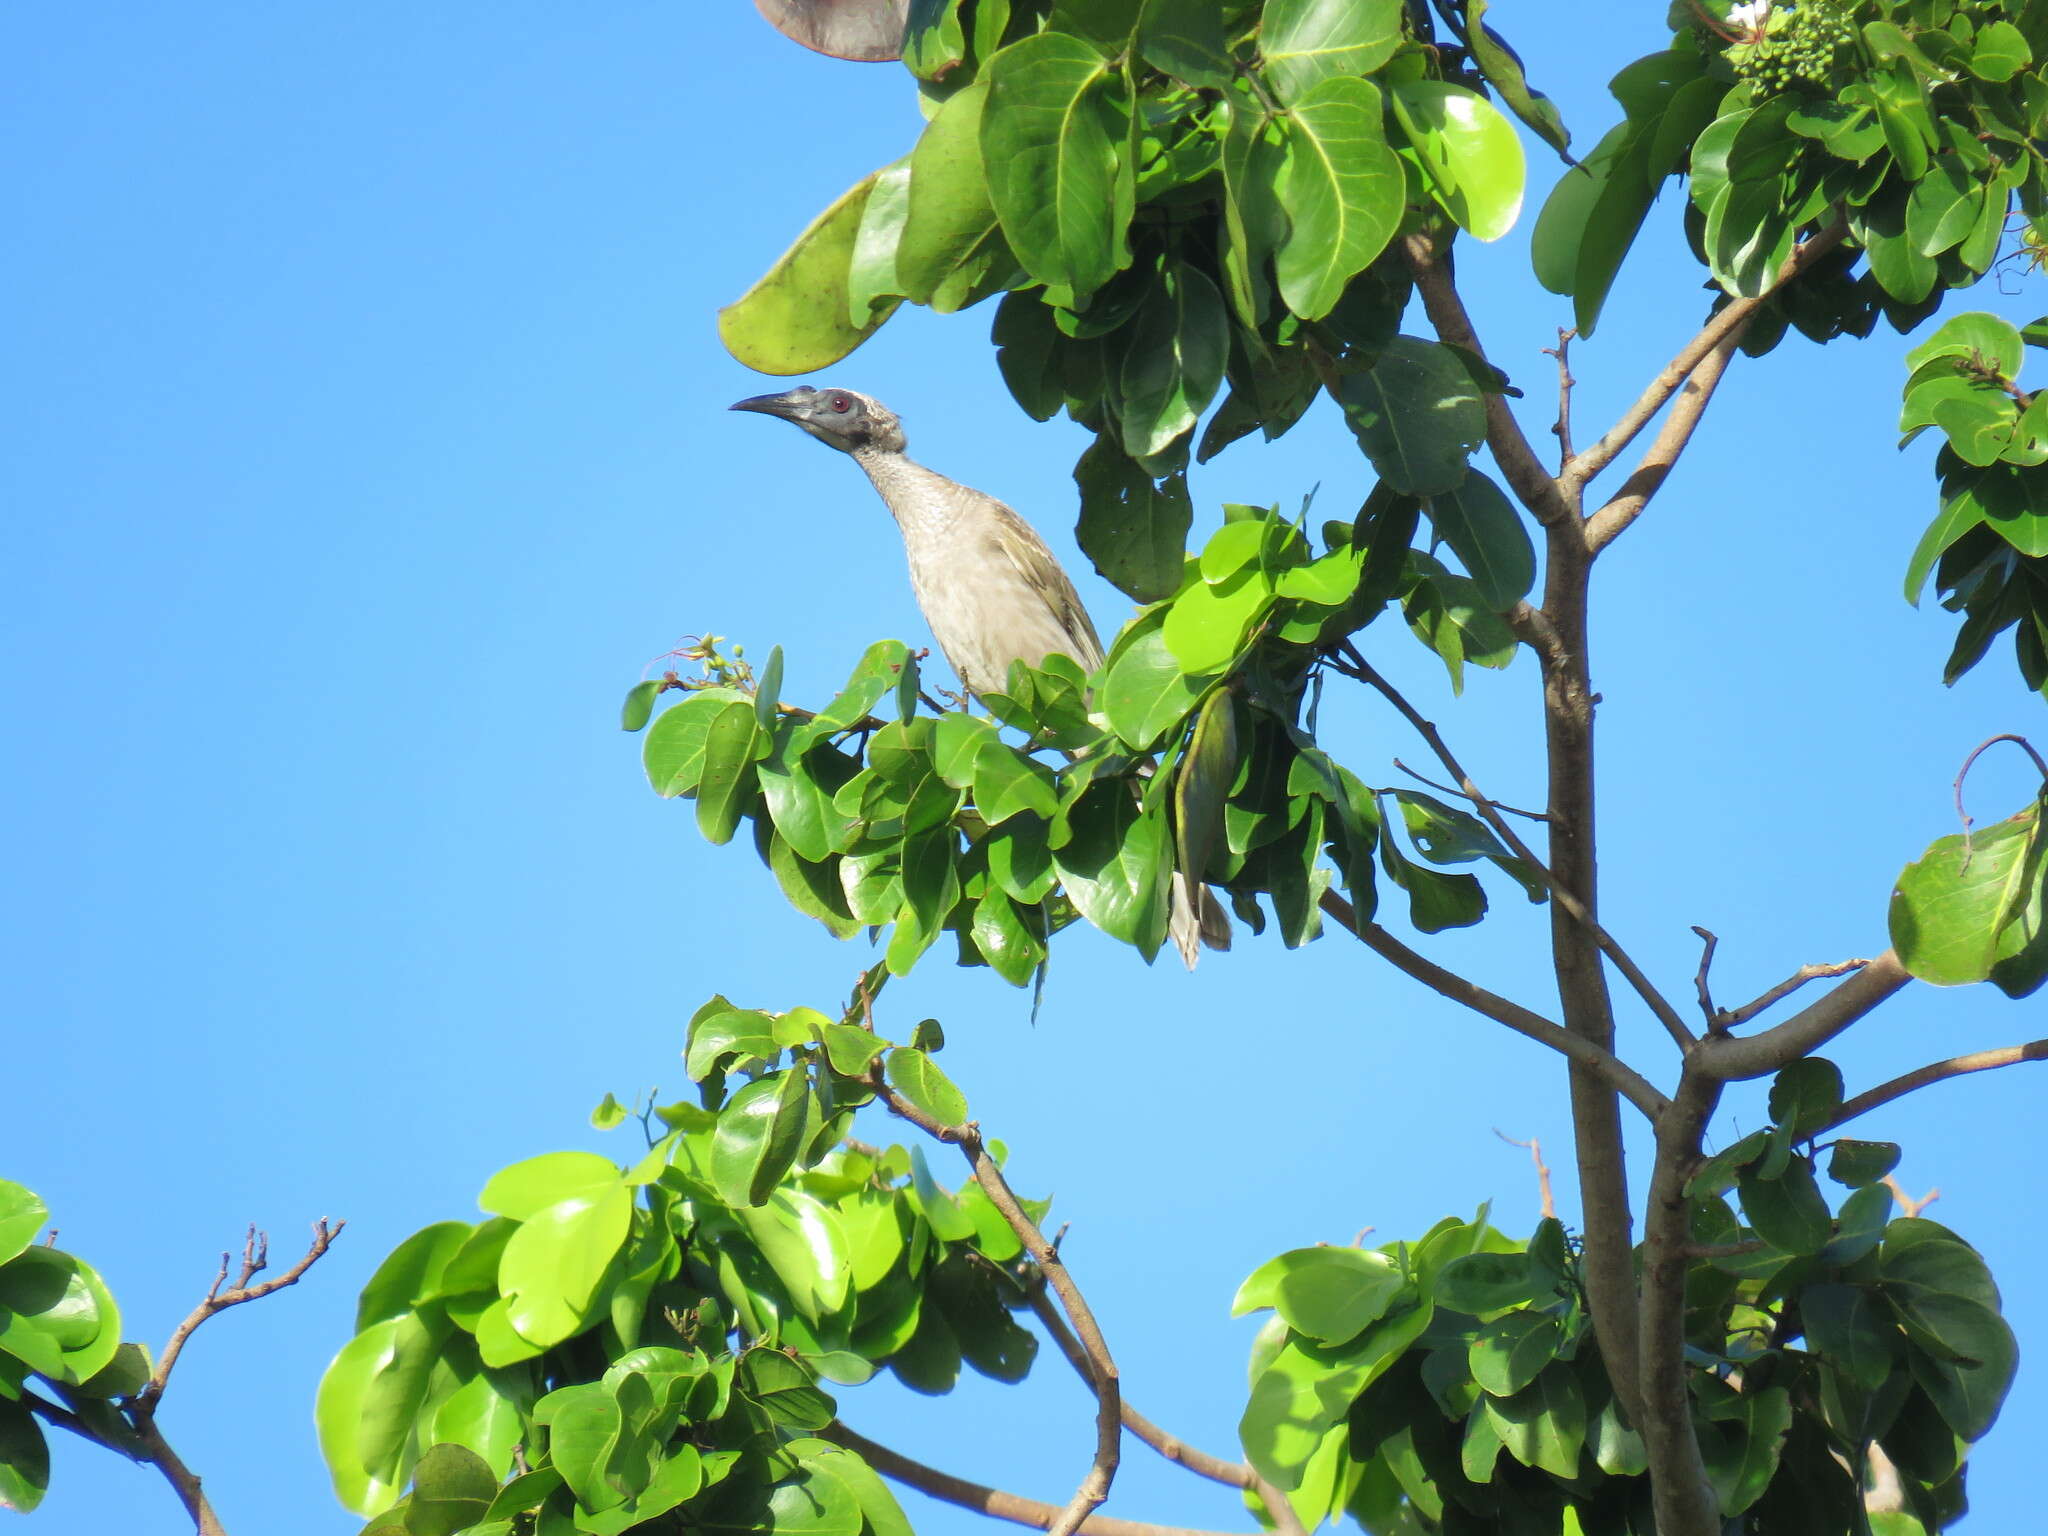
[729,384,1229,967]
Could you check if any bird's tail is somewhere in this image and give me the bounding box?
[1168,873,1233,970]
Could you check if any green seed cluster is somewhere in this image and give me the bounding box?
[1730,2,1859,93]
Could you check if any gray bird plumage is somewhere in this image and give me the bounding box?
[730,383,1228,967]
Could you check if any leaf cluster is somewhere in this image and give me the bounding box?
[317,985,1040,1536]
[1231,1061,2015,1534]
[628,495,1548,974]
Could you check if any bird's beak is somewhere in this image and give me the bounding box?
[729,390,811,423]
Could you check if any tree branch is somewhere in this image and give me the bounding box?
[1582,329,1742,555]
[1564,218,1848,494]
[820,1422,1252,1536]
[1822,1038,2048,1133]
[1544,328,1577,468]
[1317,890,1670,1120]
[1398,230,1578,528]
[1334,646,1696,1051]
[138,1220,344,1413]
[870,1079,1119,1536]
[1023,1291,1308,1536]
[1637,1072,1726,1536]
[1693,950,1913,1080]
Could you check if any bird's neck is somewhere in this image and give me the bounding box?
[851,447,965,542]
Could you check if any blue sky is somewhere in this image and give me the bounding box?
[6,6,2045,1533]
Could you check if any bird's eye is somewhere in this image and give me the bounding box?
[829,394,853,413]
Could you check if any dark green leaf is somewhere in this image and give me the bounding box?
[620,680,661,733]
[1259,0,1402,103]
[1827,1140,1902,1189]
[1433,1251,1537,1313]
[1052,785,1174,956]
[1736,1158,1832,1256]
[406,1443,496,1536]
[884,1047,969,1126]
[899,82,999,303]
[1135,0,1233,88]
[1469,1310,1561,1398]
[1802,1283,1898,1392]
[1768,1057,1843,1139]
[1271,77,1403,320]
[1119,263,1228,459]
[1332,337,1485,495]
[1074,437,1191,603]
[1426,469,1534,610]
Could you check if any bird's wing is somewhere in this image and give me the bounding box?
[985,498,1107,672]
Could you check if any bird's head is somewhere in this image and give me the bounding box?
[729,385,906,456]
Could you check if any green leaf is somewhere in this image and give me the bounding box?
[1971,19,2032,81]
[686,1006,782,1082]
[1136,0,1233,87]
[1119,263,1228,459]
[981,32,1131,299]
[710,1071,811,1208]
[1426,469,1534,610]
[0,1399,48,1514]
[884,1047,969,1125]
[1481,1365,1585,1479]
[1389,81,1525,242]
[759,734,859,867]
[1736,1158,1832,1256]
[1907,311,2026,380]
[1259,0,1402,104]
[1768,1057,1843,1139]
[620,680,661,732]
[1074,437,1191,603]
[1052,785,1174,956]
[497,1182,633,1348]
[1163,571,1273,675]
[1462,0,1568,154]
[1332,337,1485,496]
[816,641,913,731]
[1100,611,1207,747]
[1701,1386,1792,1516]
[1828,1140,1902,1189]
[1232,1247,1404,1344]
[0,1185,48,1271]
[406,1443,496,1536]
[720,170,900,374]
[642,687,747,798]
[1469,1310,1562,1398]
[695,700,763,846]
[355,1221,473,1329]
[899,82,999,304]
[820,1023,888,1078]
[1433,1251,1538,1313]
[1889,801,2044,986]
[532,1382,624,1513]
[1802,1283,1898,1392]
[1271,76,1403,320]
[971,738,1060,825]
[906,1148,977,1244]
[741,1349,837,1430]
[1904,485,1988,604]
[1175,688,1236,887]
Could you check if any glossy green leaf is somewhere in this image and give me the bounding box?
[709,1071,811,1209]
[1433,1251,1537,1313]
[0,1398,47,1514]
[1469,1310,1561,1398]
[1907,311,2025,380]
[686,1007,782,1082]
[899,82,998,304]
[619,680,661,733]
[721,171,900,374]
[0,1186,48,1272]
[1390,81,1525,242]
[1904,482,1989,603]
[1701,1386,1792,1516]
[1135,0,1233,87]
[1271,76,1403,320]
[1119,263,1228,459]
[1259,0,1402,103]
[642,687,748,798]
[406,1443,496,1536]
[497,1181,632,1348]
[1481,1365,1585,1478]
[1462,0,1568,154]
[1890,802,2044,985]
[741,1349,837,1430]
[1972,19,2032,81]
[1074,437,1191,603]
[981,32,1130,298]
[1163,570,1272,675]
[815,641,913,731]
[971,738,1059,825]
[884,1047,969,1126]
[355,1221,472,1330]
[1233,1247,1404,1345]
[695,700,763,846]
[1736,1158,1832,1256]
[1426,469,1534,610]
[1052,786,1173,955]
[1099,612,1207,747]
[1332,337,1485,496]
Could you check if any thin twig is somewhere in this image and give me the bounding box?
[1583,326,1744,554]
[1694,950,1912,1080]
[1715,958,1873,1030]
[1317,890,1670,1120]
[1024,1292,1308,1536]
[139,1221,344,1411]
[1567,218,1849,496]
[869,1081,1118,1536]
[1954,733,2048,852]
[1821,1039,2048,1134]
[1882,1175,1941,1219]
[1544,328,1577,468]
[1392,758,1550,823]
[1690,928,1720,1029]
[1333,646,1697,1052]
[1494,1131,1556,1219]
[820,1421,1251,1536]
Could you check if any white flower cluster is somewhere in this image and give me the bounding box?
[1728,0,1772,37]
